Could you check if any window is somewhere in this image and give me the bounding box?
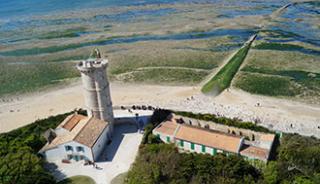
[65,145,73,151]
[67,155,73,160]
[166,136,170,143]
[212,148,217,155]
[191,143,195,150]
[201,145,206,153]
[76,146,84,152]
[180,140,184,147]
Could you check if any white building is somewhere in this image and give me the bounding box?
[39,113,111,162]
[40,50,115,163]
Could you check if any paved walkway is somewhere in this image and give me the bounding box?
[49,123,143,184]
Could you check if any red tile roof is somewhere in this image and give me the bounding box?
[62,114,87,131]
[175,124,242,153]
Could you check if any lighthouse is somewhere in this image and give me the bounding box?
[76,49,114,133]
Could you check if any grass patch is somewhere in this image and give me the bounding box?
[110,172,127,184]
[242,66,320,96]
[57,176,96,184]
[202,44,250,94]
[38,27,87,39]
[110,51,223,75]
[234,72,301,96]
[0,62,79,96]
[120,68,210,85]
[243,50,320,73]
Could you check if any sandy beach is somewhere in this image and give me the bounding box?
[0,81,319,137]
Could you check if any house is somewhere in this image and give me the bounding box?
[39,113,111,162]
[153,114,275,162]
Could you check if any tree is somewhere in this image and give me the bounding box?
[263,161,279,184]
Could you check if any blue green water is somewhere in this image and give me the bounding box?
[0,0,319,55]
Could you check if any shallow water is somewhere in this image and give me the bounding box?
[260,2,320,47]
[0,28,256,56]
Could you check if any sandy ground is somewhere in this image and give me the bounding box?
[0,81,319,137]
[0,82,196,133]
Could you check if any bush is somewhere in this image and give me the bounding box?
[126,144,261,184]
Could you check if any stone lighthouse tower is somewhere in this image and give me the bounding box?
[76,49,114,132]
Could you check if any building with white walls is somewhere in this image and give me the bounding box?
[153,114,275,162]
[39,113,111,162]
[40,50,115,163]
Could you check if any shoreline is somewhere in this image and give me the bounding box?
[0,82,319,138]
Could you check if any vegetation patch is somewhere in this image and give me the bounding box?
[0,62,79,96]
[126,144,261,184]
[242,66,320,81]
[202,44,251,94]
[264,133,320,184]
[238,66,320,98]
[120,68,210,85]
[38,27,87,39]
[110,173,128,184]
[110,51,223,75]
[234,72,301,97]
[57,175,95,184]
[242,50,320,73]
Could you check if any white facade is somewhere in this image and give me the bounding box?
[92,126,110,161]
[43,141,93,163]
[41,121,111,162]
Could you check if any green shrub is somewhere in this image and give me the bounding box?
[126,144,261,184]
